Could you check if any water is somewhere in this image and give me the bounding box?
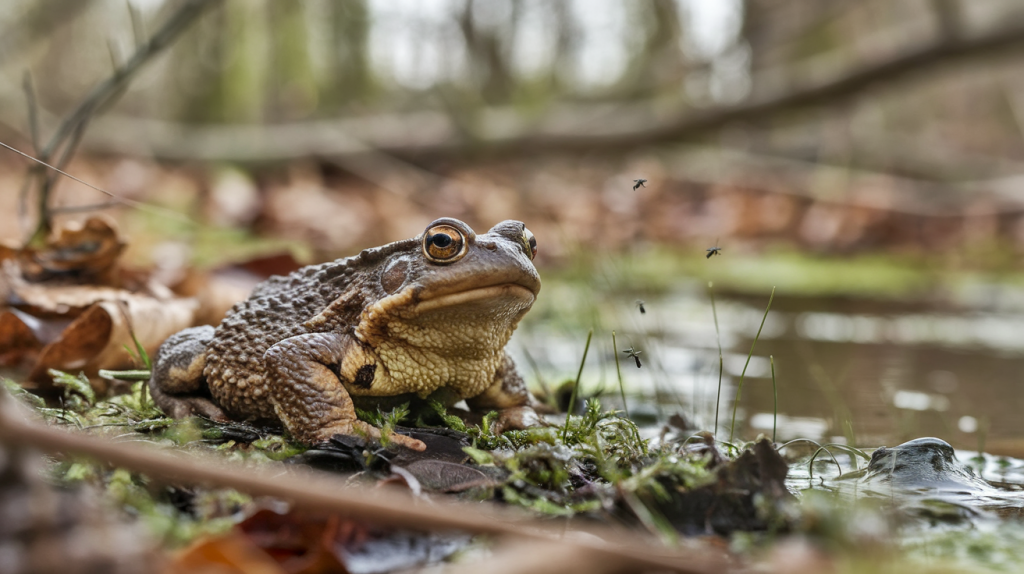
[512,280,1024,456]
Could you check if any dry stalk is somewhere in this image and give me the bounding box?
[27,0,221,241]
[0,390,736,574]
[441,539,621,574]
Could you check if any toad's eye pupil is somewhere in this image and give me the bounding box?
[432,234,452,248]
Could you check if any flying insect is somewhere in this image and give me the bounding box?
[706,239,722,259]
[623,346,643,368]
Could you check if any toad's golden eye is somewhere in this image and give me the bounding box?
[522,226,537,260]
[422,224,467,263]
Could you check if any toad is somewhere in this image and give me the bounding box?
[148,218,543,451]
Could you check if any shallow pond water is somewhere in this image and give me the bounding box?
[512,271,1024,458]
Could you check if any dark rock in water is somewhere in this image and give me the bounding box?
[862,437,990,492]
[830,437,1024,523]
[647,438,794,535]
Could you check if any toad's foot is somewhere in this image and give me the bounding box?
[490,405,547,435]
[324,421,426,451]
[149,385,229,421]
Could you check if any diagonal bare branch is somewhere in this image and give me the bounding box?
[76,17,1024,164]
[27,0,221,240]
[0,389,736,574]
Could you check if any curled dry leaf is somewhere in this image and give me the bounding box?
[400,459,500,494]
[172,530,286,574]
[228,508,471,574]
[2,216,126,286]
[4,260,142,315]
[0,308,71,367]
[27,296,197,384]
[0,217,199,385]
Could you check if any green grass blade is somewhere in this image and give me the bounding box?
[729,286,776,443]
[770,355,777,444]
[562,329,593,440]
[709,282,724,436]
[611,330,629,420]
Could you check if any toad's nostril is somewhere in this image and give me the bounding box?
[480,241,497,251]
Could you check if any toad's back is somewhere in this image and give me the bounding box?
[203,252,390,419]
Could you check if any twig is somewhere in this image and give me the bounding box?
[29,0,220,240]
[442,540,618,574]
[49,200,122,215]
[611,331,629,420]
[709,282,724,436]
[22,72,40,153]
[0,140,192,225]
[127,0,146,48]
[0,391,733,574]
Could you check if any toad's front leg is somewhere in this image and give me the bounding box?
[264,332,426,451]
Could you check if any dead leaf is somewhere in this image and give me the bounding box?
[0,307,71,367]
[3,259,145,315]
[6,216,126,286]
[235,508,471,574]
[399,460,498,493]
[27,297,197,384]
[172,530,286,574]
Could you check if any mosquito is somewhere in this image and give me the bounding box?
[706,238,722,259]
[622,346,643,368]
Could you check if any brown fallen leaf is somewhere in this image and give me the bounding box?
[1,216,126,286]
[0,307,72,367]
[399,460,500,493]
[27,297,197,384]
[233,508,471,574]
[171,530,286,574]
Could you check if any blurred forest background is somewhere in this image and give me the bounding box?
[5,0,1024,266]
[7,0,1024,447]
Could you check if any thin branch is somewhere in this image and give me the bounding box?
[39,0,218,161]
[22,72,40,153]
[30,0,221,239]
[0,392,733,574]
[50,200,122,214]
[20,72,42,238]
[442,540,619,574]
[0,140,192,225]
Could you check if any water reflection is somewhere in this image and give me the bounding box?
[514,285,1024,453]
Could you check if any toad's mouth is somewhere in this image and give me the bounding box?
[413,283,535,315]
